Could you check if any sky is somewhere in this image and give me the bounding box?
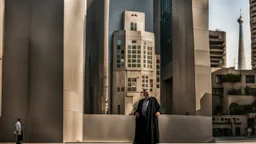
[209,0,251,69]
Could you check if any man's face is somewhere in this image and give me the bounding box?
[144,90,149,96]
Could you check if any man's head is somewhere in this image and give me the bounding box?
[143,89,150,96]
[17,117,21,122]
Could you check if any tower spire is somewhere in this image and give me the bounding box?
[237,12,246,69]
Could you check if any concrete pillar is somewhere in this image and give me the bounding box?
[192,0,212,116]
[0,0,4,117]
[63,0,86,142]
[0,0,30,141]
[102,0,109,114]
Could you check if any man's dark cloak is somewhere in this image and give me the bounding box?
[134,97,160,144]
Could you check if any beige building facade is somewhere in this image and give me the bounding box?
[112,11,159,115]
[212,67,256,136]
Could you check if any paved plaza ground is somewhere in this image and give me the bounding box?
[2,137,256,144]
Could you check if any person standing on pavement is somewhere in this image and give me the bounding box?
[14,117,23,144]
[134,89,161,144]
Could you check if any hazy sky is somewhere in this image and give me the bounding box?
[209,0,251,69]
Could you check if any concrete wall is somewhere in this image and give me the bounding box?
[63,0,86,142]
[27,0,64,142]
[192,0,212,116]
[0,0,30,141]
[0,0,86,142]
[161,0,211,116]
[83,115,213,143]
[0,0,4,117]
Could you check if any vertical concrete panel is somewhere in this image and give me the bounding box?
[0,0,4,117]
[63,0,86,142]
[171,0,196,115]
[0,0,29,141]
[27,0,64,142]
[192,0,212,116]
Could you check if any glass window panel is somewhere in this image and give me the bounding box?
[117,55,120,58]
[132,55,136,58]
[128,59,131,62]
[132,46,136,49]
[132,64,136,67]
[138,46,141,49]
[128,64,131,67]
[128,45,131,49]
[132,50,136,54]
[128,55,131,58]
[128,50,131,53]
[137,64,141,67]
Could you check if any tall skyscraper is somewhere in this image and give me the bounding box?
[160,0,212,116]
[237,14,246,70]
[209,30,226,68]
[250,0,256,69]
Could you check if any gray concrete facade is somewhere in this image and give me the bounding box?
[0,0,86,142]
[161,0,212,116]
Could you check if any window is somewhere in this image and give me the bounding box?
[117,87,120,92]
[130,22,137,31]
[121,87,124,92]
[116,40,125,68]
[212,88,223,96]
[246,75,255,83]
[150,79,153,92]
[221,118,224,121]
[128,78,137,92]
[142,76,149,90]
[132,40,137,43]
[157,84,160,88]
[127,45,141,68]
[215,75,223,84]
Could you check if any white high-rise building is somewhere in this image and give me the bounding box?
[112,11,160,115]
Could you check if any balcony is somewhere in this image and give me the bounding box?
[228,88,242,95]
[223,74,241,83]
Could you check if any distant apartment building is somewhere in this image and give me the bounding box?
[250,0,256,69]
[112,11,159,115]
[209,30,226,68]
[212,67,256,136]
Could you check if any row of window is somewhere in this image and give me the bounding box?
[216,75,255,84]
[213,117,240,121]
[117,77,154,92]
[116,44,154,68]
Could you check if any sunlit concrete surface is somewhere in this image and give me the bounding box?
[83,115,213,143]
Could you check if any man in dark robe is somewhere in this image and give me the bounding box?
[134,89,161,144]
